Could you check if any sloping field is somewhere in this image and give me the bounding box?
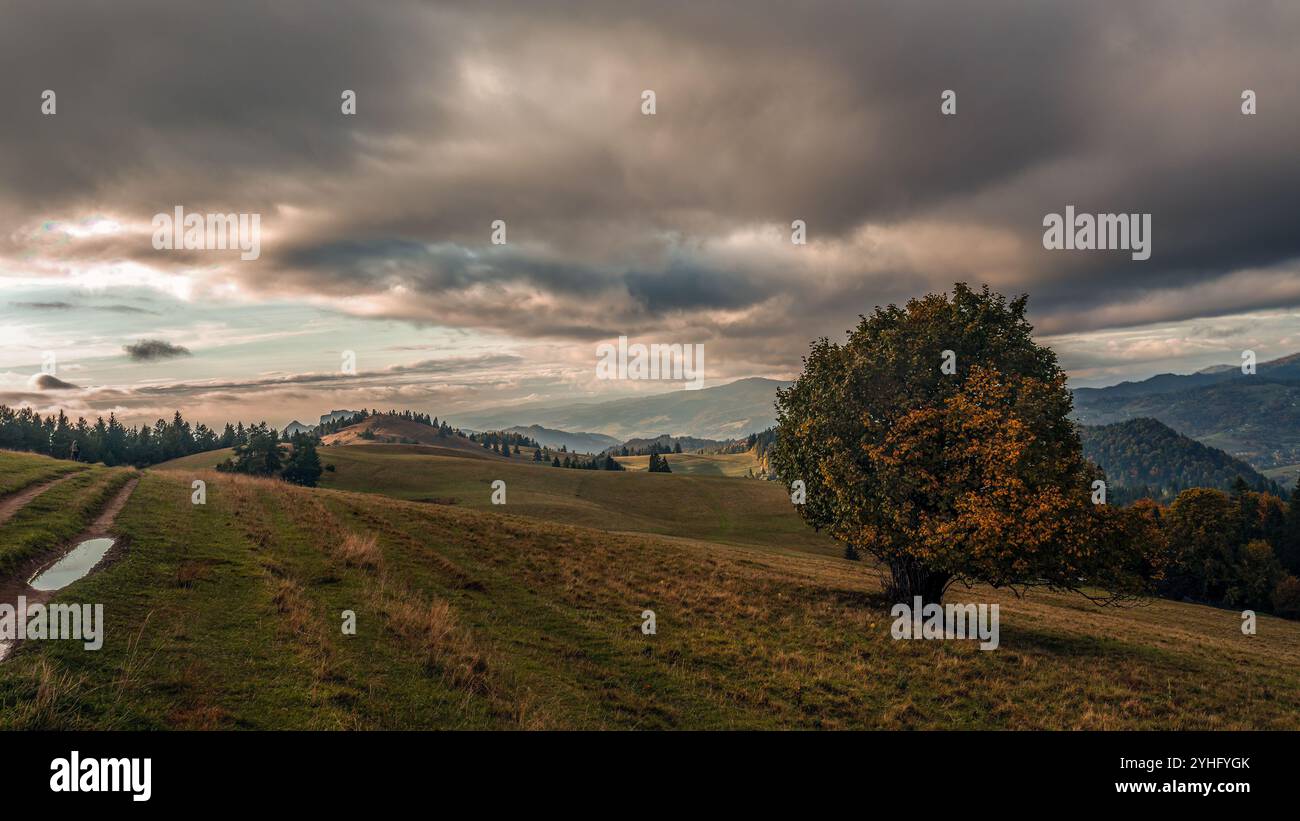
[0,450,85,497]
[154,447,236,472]
[0,451,1298,730]
[312,446,831,555]
[615,451,761,477]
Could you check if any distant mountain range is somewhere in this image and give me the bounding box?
[500,425,621,454]
[1080,418,1281,504]
[457,377,789,441]
[611,434,729,454]
[1072,352,1300,471]
[1073,352,1300,402]
[302,353,1300,495]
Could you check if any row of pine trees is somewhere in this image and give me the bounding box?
[0,405,273,468]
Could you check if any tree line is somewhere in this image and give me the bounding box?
[0,405,274,468]
[535,446,625,471]
[1141,479,1300,617]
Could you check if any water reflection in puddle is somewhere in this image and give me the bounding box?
[28,537,114,592]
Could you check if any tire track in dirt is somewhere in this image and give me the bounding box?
[0,477,140,662]
[0,474,78,527]
[83,477,140,536]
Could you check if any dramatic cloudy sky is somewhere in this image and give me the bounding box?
[2,0,1299,427]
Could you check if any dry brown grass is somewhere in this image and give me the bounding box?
[244,476,550,726]
[272,577,317,639]
[336,531,384,572]
[2,658,87,729]
[384,594,489,692]
[41,461,1292,730]
[175,560,212,587]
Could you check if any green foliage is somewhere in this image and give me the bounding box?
[771,283,1147,604]
[1073,375,1300,471]
[1156,486,1298,615]
[1228,540,1285,611]
[216,423,284,477]
[1274,575,1300,619]
[1079,417,1282,504]
[281,436,324,487]
[0,406,228,468]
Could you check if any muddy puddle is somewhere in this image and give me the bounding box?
[28,537,116,592]
[0,478,137,663]
[0,537,116,663]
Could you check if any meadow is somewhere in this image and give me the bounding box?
[1,447,1298,730]
[157,443,830,556]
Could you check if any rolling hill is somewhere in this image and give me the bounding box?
[499,425,620,454]
[3,447,1299,730]
[156,440,786,546]
[320,414,509,461]
[457,376,789,441]
[1072,377,1300,471]
[1080,418,1282,504]
[1071,352,1300,478]
[1072,351,1300,402]
[614,450,761,477]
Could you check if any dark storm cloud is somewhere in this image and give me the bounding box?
[124,339,192,362]
[624,263,773,313]
[29,373,80,390]
[3,0,1300,356]
[283,240,598,296]
[0,0,452,211]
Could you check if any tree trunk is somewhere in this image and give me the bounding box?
[884,557,950,606]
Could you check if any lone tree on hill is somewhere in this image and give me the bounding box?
[770,283,1154,606]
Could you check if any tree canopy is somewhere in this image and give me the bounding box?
[771,283,1153,604]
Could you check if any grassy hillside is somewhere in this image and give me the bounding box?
[156,444,827,554]
[1080,418,1283,503]
[1263,463,1300,491]
[322,445,827,554]
[0,450,84,497]
[321,415,499,457]
[615,451,761,477]
[1072,377,1300,470]
[0,454,136,577]
[1,450,1298,729]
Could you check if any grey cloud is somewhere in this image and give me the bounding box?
[10,300,158,315]
[124,339,192,362]
[11,301,73,310]
[2,0,1299,357]
[29,373,80,390]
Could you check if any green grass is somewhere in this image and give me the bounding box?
[0,464,135,576]
[152,447,234,472]
[4,449,1300,729]
[0,449,84,496]
[616,451,760,477]
[158,444,836,556]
